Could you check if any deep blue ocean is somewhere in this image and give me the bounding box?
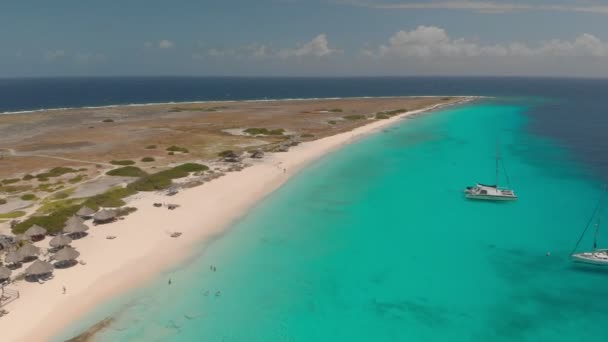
[5,77,608,341]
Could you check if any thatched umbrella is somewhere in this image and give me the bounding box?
[0,266,12,281]
[49,234,72,248]
[54,246,80,263]
[5,250,24,264]
[76,206,96,219]
[25,259,53,277]
[24,225,47,241]
[18,243,41,261]
[93,209,117,224]
[63,216,89,237]
[14,234,27,242]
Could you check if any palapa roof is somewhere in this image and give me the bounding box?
[94,209,117,221]
[24,224,47,238]
[18,243,41,258]
[49,234,72,248]
[54,246,80,262]
[63,216,89,234]
[5,250,24,264]
[25,259,53,276]
[77,206,96,217]
[0,266,11,280]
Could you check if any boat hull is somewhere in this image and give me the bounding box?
[572,252,608,266]
[465,194,518,201]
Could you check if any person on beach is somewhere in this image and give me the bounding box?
[62,286,66,294]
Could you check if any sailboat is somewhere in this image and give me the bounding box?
[464,144,517,201]
[571,188,608,266]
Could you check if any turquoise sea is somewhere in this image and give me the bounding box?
[58,97,608,341]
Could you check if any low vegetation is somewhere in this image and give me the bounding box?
[243,128,285,136]
[22,174,35,180]
[329,108,343,113]
[328,120,337,125]
[102,119,114,123]
[141,157,155,162]
[166,145,189,153]
[2,178,20,185]
[37,197,83,215]
[110,160,136,166]
[36,167,78,179]
[145,145,157,149]
[301,133,315,138]
[116,206,137,217]
[13,206,80,234]
[218,150,236,157]
[83,186,138,210]
[0,198,6,205]
[0,184,33,194]
[127,163,208,192]
[343,115,366,121]
[68,175,85,184]
[375,113,390,120]
[0,211,26,219]
[106,166,147,177]
[375,109,407,119]
[20,193,37,201]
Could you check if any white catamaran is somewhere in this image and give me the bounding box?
[571,190,608,266]
[464,145,517,201]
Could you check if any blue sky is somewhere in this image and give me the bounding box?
[2,0,608,77]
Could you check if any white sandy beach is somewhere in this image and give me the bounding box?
[0,98,470,341]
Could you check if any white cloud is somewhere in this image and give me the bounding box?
[194,35,338,61]
[278,34,338,58]
[342,1,608,15]
[44,50,66,61]
[145,40,175,49]
[158,40,174,49]
[368,26,608,58]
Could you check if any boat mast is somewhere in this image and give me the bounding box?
[495,143,500,187]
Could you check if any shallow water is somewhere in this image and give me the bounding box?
[58,99,608,341]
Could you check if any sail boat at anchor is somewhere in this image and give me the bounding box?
[571,187,608,266]
[464,144,517,201]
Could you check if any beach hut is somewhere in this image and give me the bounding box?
[76,206,96,220]
[18,243,41,262]
[0,266,12,283]
[49,234,72,249]
[25,260,53,280]
[54,246,80,268]
[93,209,117,225]
[63,216,89,239]
[24,225,47,242]
[4,250,23,265]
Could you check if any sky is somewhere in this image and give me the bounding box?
[2,0,608,77]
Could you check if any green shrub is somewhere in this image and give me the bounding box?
[0,198,7,205]
[301,133,315,138]
[329,108,343,113]
[145,145,157,149]
[343,115,365,121]
[106,166,147,178]
[2,178,20,185]
[116,206,137,217]
[328,120,337,125]
[375,113,390,120]
[218,150,235,157]
[22,174,35,181]
[102,119,114,123]
[36,167,77,178]
[127,163,208,192]
[78,168,88,172]
[243,128,284,136]
[0,211,26,219]
[141,157,155,162]
[110,160,136,166]
[68,175,85,184]
[166,146,189,153]
[20,193,37,201]
[168,151,175,155]
[51,192,71,200]
[37,177,49,182]
[83,186,137,210]
[12,206,80,234]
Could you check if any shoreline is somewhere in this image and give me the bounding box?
[0,95,482,116]
[0,97,473,341]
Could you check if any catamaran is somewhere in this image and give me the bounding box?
[464,144,517,201]
[571,189,608,266]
